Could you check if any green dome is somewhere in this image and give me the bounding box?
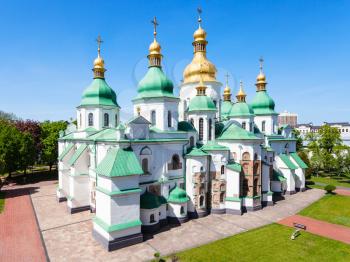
[250,91,277,115]
[134,67,177,100]
[221,101,233,119]
[167,186,189,203]
[188,95,217,113]
[140,190,161,209]
[80,78,119,107]
[229,102,254,117]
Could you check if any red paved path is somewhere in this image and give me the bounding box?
[335,189,350,196]
[0,188,47,262]
[278,214,350,244]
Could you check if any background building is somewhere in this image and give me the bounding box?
[278,111,298,128]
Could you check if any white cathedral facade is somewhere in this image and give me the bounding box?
[56,17,307,251]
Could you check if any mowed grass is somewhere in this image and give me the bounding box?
[299,194,350,227]
[310,176,350,188]
[0,191,5,213]
[174,224,350,262]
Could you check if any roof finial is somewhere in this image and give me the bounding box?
[197,7,202,27]
[225,72,230,86]
[236,80,246,102]
[96,35,103,57]
[259,56,264,73]
[151,16,158,40]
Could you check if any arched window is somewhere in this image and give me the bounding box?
[180,206,185,215]
[213,100,217,107]
[190,136,195,148]
[190,118,194,127]
[253,162,259,175]
[253,178,259,196]
[199,195,204,207]
[115,114,118,127]
[142,158,149,174]
[150,214,155,223]
[243,163,249,175]
[104,113,109,127]
[79,113,82,128]
[249,122,253,132]
[220,192,225,203]
[151,110,156,126]
[168,111,172,127]
[254,153,258,161]
[140,146,152,155]
[221,165,225,175]
[262,121,266,132]
[242,178,249,197]
[208,119,212,141]
[242,122,246,130]
[199,118,204,141]
[88,113,94,126]
[242,152,251,161]
[171,154,181,170]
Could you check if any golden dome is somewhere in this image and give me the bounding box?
[256,72,266,82]
[149,39,161,55]
[93,55,104,69]
[183,54,217,84]
[224,85,230,94]
[193,26,207,42]
[236,80,246,102]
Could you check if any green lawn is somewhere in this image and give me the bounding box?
[0,191,5,213]
[299,194,350,227]
[309,176,350,188]
[174,224,350,262]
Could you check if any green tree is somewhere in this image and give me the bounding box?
[0,120,22,177]
[318,125,341,153]
[292,129,303,152]
[40,121,67,171]
[19,132,36,174]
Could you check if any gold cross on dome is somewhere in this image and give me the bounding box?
[225,72,230,85]
[259,57,264,71]
[96,35,103,55]
[197,7,202,25]
[151,17,159,38]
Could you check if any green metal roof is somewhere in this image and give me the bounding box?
[134,67,177,100]
[69,144,88,166]
[116,123,126,130]
[95,147,143,177]
[273,169,287,182]
[227,162,242,172]
[186,147,209,157]
[217,123,261,141]
[80,78,119,107]
[167,186,189,203]
[140,190,164,209]
[229,102,254,117]
[58,143,74,161]
[201,140,229,151]
[290,152,308,168]
[178,121,196,132]
[188,95,217,113]
[250,91,277,115]
[279,154,298,170]
[221,101,233,119]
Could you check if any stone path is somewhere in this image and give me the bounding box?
[0,188,47,262]
[28,183,325,262]
[335,189,350,196]
[278,214,350,244]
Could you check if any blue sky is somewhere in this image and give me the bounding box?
[0,0,349,124]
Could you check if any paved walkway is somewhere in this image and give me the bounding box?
[27,183,325,262]
[278,214,350,244]
[0,188,47,262]
[335,189,350,196]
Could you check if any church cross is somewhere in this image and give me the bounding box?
[197,7,202,25]
[225,72,230,85]
[96,35,103,55]
[151,17,159,38]
[259,56,264,72]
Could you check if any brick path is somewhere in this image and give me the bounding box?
[0,188,47,262]
[278,214,350,244]
[335,189,350,196]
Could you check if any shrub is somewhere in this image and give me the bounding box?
[324,184,336,194]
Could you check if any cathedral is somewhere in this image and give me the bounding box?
[56,14,307,251]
